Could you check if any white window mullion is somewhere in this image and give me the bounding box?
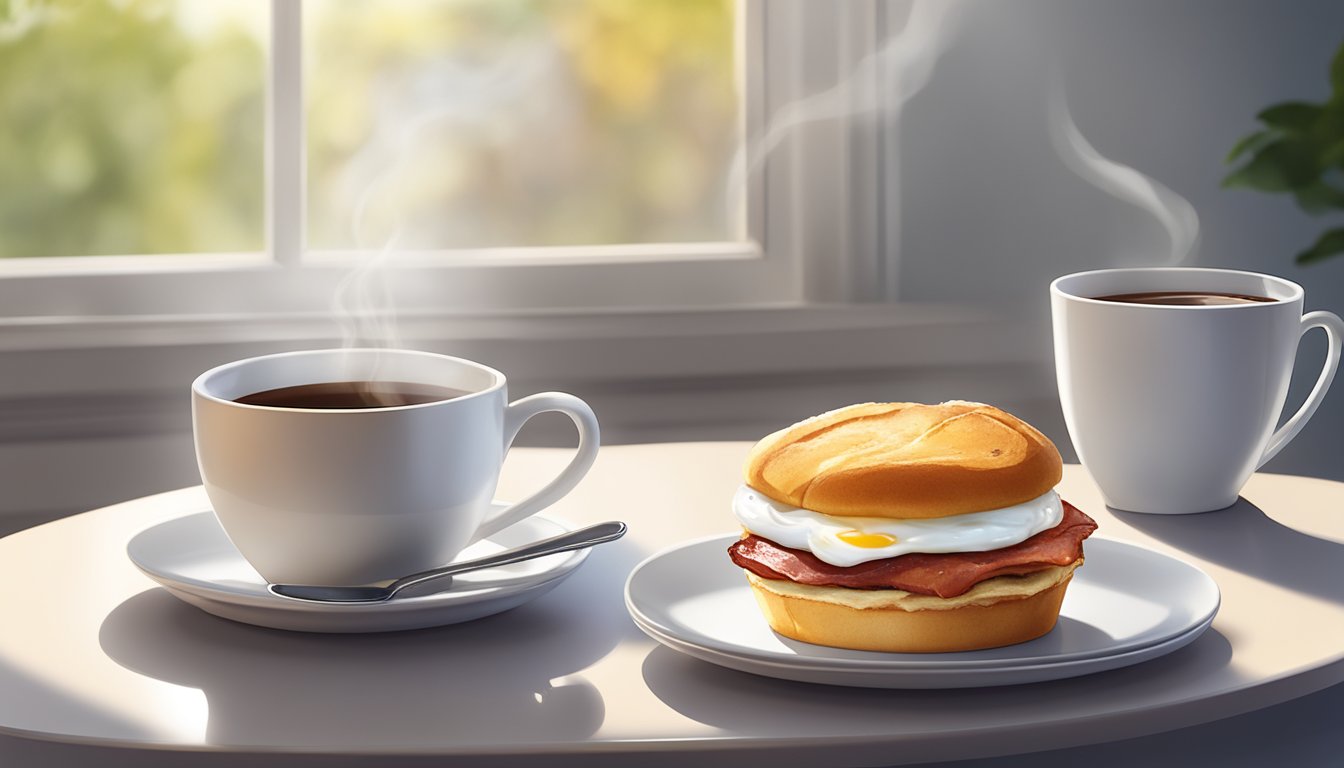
[759,0,886,306]
[739,0,767,245]
[267,0,305,268]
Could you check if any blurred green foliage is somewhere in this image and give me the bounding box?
[1224,39,1344,264]
[0,0,738,259]
[306,0,739,250]
[0,0,264,258]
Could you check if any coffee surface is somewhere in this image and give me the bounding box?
[1092,291,1274,306]
[235,381,470,409]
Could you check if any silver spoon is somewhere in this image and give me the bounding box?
[269,521,627,603]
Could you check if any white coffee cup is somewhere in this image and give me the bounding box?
[192,348,600,585]
[1052,267,1343,514]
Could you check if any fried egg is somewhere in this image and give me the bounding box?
[732,485,1063,567]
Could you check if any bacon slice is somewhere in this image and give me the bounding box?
[728,500,1097,598]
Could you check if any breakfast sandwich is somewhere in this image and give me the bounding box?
[728,401,1097,653]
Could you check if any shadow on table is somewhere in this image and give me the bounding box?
[641,628,1234,736]
[98,540,648,751]
[1111,498,1344,607]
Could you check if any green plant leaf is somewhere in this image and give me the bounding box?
[1296,227,1344,264]
[1318,99,1344,145]
[1257,102,1321,133]
[1293,182,1344,214]
[1223,139,1319,192]
[1226,130,1272,163]
[1324,139,1344,169]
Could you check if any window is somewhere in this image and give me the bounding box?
[0,1,890,322]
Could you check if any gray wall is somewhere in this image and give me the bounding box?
[897,0,1344,480]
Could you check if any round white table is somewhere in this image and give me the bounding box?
[1,442,1342,767]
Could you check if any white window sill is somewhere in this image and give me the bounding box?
[0,302,1038,388]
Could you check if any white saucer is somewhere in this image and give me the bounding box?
[624,536,1220,688]
[128,506,589,633]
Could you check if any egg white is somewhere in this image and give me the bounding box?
[732,485,1064,568]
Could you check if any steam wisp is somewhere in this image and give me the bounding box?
[726,0,965,225]
[330,39,556,351]
[1048,86,1200,265]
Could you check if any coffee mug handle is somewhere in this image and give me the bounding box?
[1258,310,1344,468]
[470,392,601,542]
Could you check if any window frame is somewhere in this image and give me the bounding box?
[0,0,894,320]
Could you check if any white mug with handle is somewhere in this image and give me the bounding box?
[193,348,600,585]
[1052,267,1342,514]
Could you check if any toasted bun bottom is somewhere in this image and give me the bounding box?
[746,566,1077,653]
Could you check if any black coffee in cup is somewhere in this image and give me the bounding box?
[1092,291,1274,306]
[234,381,471,409]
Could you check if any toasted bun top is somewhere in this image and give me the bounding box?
[744,401,1063,519]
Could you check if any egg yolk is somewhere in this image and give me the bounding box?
[836,530,898,548]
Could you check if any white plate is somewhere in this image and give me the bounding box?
[624,536,1219,688]
[128,506,589,633]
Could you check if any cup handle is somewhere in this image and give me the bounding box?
[469,392,601,542]
[1257,310,1344,468]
